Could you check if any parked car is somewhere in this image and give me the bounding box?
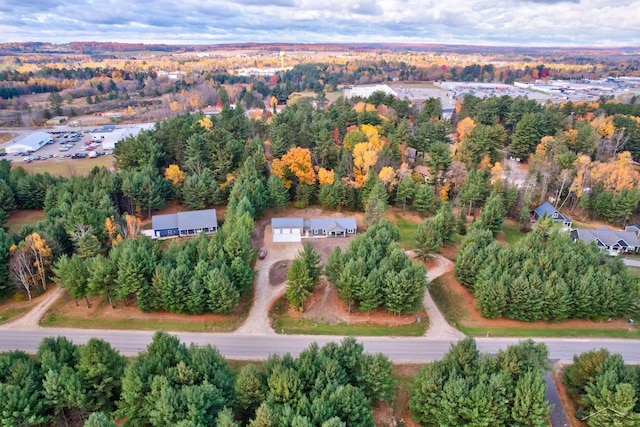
[258,249,267,260]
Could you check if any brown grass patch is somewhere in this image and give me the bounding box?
[4,209,46,233]
[0,132,17,145]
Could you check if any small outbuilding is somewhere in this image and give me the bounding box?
[5,132,52,154]
[151,209,218,238]
[271,218,304,243]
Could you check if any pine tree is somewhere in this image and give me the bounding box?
[395,175,415,212]
[299,243,322,285]
[510,112,541,160]
[267,175,289,211]
[363,182,388,225]
[413,183,436,217]
[286,258,314,312]
[415,218,442,259]
[481,192,506,236]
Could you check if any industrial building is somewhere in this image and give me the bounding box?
[5,132,53,154]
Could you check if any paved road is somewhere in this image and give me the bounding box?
[623,258,640,268]
[1,328,639,364]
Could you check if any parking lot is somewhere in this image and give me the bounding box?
[5,129,113,164]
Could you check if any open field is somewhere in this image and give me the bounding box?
[0,132,16,145]
[41,291,252,333]
[430,272,640,338]
[16,155,114,177]
[4,209,46,233]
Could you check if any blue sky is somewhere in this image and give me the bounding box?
[2,0,639,46]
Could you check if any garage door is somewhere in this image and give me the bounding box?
[273,228,302,243]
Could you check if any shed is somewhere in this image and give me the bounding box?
[5,132,53,154]
[308,218,357,237]
[271,218,304,242]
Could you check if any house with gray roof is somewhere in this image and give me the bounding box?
[151,209,217,238]
[308,218,357,237]
[270,217,357,242]
[571,226,639,255]
[625,224,640,236]
[533,202,572,228]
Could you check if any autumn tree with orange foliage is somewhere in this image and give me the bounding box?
[271,147,316,189]
[317,167,335,186]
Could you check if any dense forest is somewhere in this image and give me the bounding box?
[0,332,562,426]
[1,85,640,319]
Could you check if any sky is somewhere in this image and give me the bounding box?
[1,0,640,47]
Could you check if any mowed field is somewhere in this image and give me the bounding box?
[16,155,114,176]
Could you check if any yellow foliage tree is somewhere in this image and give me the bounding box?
[589,151,639,193]
[164,164,185,187]
[440,182,451,201]
[352,142,378,188]
[570,155,592,198]
[198,117,213,131]
[105,216,123,247]
[378,166,396,187]
[361,124,385,150]
[594,115,615,138]
[456,117,476,140]
[25,232,51,293]
[318,168,335,185]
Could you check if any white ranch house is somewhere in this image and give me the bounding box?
[271,217,357,243]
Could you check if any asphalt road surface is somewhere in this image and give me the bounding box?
[1,329,639,364]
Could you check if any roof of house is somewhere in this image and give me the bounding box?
[572,227,640,248]
[533,202,571,222]
[177,209,217,230]
[309,217,357,232]
[625,224,640,234]
[414,165,431,177]
[271,218,304,229]
[152,213,178,230]
[12,132,52,150]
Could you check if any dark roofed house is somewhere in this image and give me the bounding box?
[151,209,217,238]
[309,218,357,237]
[176,209,218,236]
[571,226,640,255]
[152,214,179,238]
[533,202,572,228]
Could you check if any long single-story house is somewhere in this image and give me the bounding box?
[533,202,572,228]
[308,218,357,237]
[271,217,357,242]
[571,226,640,255]
[151,209,218,238]
[625,224,640,236]
[271,218,305,243]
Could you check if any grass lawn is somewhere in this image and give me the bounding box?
[500,221,528,246]
[0,306,30,325]
[16,155,114,177]
[4,209,46,233]
[389,212,420,250]
[40,292,252,333]
[270,297,428,337]
[430,274,640,339]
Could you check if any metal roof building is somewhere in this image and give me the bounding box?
[5,132,52,154]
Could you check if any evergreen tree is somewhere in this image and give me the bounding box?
[363,182,388,225]
[286,258,314,312]
[299,243,322,285]
[415,218,442,258]
[394,175,415,211]
[510,112,541,160]
[413,183,436,217]
[267,175,289,211]
[481,192,506,236]
[84,412,116,427]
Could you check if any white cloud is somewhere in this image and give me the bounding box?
[1,0,639,46]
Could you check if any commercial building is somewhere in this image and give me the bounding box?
[5,132,53,154]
